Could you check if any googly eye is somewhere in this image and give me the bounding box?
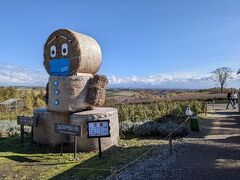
[61,43,68,56]
[50,45,56,57]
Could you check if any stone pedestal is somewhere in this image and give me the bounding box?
[70,107,119,152]
[33,107,70,146]
[48,74,92,113]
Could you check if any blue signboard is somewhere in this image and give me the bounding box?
[49,58,70,76]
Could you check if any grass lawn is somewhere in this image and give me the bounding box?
[0,135,167,179]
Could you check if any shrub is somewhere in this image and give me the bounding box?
[0,111,32,120]
[24,95,33,112]
[0,120,31,137]
[114,100,204,122]
[120,120,188,138]
[34,97,46,108]
[120,120,134,135]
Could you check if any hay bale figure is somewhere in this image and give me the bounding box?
[33,29,119,151]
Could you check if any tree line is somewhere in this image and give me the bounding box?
[0,87,46,112]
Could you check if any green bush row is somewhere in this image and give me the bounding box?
[0,111,32,120]
[120,120,188,138]
[113,100,204,122]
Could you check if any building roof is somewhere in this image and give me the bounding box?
[0,98,18,105]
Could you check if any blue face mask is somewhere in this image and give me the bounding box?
[49,58,70,76]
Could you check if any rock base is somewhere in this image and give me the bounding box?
[70,107,119,152]
[33,107,119,152]
[33,107,70,146]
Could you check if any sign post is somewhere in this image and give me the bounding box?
[21,125,24,143]
[17,116,37,145]
[98,137,102,158]
[55,123,81,159]
[87,120,111,159]
[61,134,63,156]
[74,136,78,159]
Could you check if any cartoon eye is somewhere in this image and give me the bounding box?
[61,43,68,56]
[50,45,56,57]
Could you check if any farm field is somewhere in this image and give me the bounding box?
[104,88,228,106]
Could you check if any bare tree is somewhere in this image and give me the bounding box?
[212,67,232,93]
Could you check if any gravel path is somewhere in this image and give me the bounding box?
[117,104,240,180]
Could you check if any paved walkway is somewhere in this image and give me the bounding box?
[118,104,240,180]
[164,104,240,180]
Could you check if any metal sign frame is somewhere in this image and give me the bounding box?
[55,123,81,136]
[17,116,38,146]
[55,123,81,159]
[17,116,37,127]
[87,120,111,138]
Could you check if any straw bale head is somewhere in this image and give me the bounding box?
[43,29,101,76]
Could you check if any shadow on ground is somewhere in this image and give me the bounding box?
[0,155,40,163]
[0,135,162,179]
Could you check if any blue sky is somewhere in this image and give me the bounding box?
[0,0,240,88]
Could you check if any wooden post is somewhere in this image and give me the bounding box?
[74,136,77,159]
[60,134,63,156]
[111,166,117,180]
[98,137,102,159]
[169,133,172,155]
[16,99,18,114]
[205,102,208,116]
[31,127,34,147]
[21,125,24,144]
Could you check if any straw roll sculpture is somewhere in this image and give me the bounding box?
[43,29,102,76]
[33,29,119,151]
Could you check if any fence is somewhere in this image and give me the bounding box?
[105,117,190,180]
[204,99,216,116]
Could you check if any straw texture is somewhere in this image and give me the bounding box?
[43,29,102,75]
[48,74,93,112]
[87,74,108,106]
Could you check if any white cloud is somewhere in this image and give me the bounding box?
[0,64,48,86]
[108,73,213,85]
[108,72,240,89]
[0,64,239,89]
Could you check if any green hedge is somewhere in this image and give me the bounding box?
[0,111,32,120]
[113,100,204,122]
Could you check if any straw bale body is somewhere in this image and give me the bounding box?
[48,74,92,112]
